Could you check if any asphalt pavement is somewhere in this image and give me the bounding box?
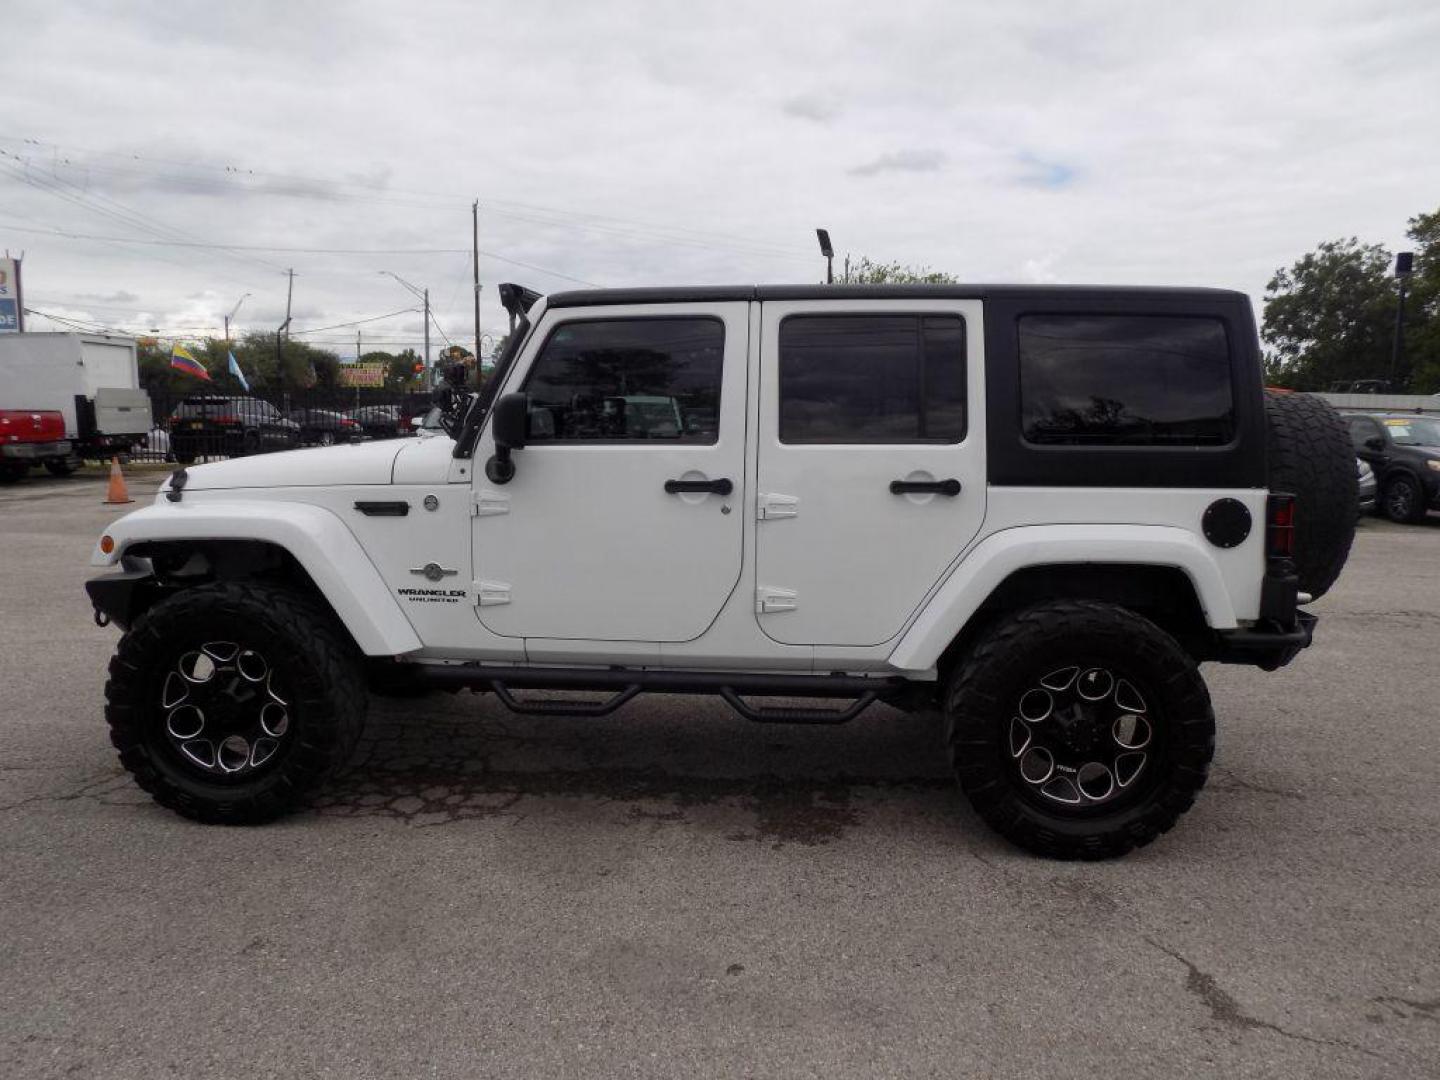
[1,467,1437,1079]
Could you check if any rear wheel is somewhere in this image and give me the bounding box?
[241,429,262,456]
[1382,474,1426,524]
[104,582,366,824]
[946,600,1214,860]
[42,458,77,477]
[0,462,29,482]
[318,430,336,446]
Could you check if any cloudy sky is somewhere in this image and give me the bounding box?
[4,0,1438,361]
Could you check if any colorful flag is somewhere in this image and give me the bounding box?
[170,344,211,381]
[227,350,249,392]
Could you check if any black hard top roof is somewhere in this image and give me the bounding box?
[545,283,1247,309]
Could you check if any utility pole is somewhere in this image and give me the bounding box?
[6,252,25,332]
[1390,252,1415,389]
[356,329,362,364]
[472,199,482,371]
[283,269,295,340]
[423,288,431,386]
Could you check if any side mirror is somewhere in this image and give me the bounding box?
[1365,436,1385,451]
[485,392,529,484]
[409,415,423,429]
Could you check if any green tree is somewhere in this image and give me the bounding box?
[1402,208,1440,392]
[384,348,423,390]
[837,256,959,285]
[1262,208,1440,392]
[1261,239,1395,390]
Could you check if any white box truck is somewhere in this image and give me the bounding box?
[0,333,153,465]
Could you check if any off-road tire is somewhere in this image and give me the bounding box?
[946,600,1215,860]
[104,582,366,824]
[1381,473,1427,524]
[1264,391,1356,599]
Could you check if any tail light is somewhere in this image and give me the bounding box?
[1267,493,1295,559]
[214,414,241,426]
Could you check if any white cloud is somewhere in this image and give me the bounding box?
[4,0,1439,349]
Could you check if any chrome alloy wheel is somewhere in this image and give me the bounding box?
[159,642,292,778]
[1008,666,1154,808]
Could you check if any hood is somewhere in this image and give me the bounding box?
[176,440,408,490]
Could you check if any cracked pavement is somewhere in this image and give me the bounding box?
[2,470,1438,1079]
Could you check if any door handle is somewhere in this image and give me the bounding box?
[664,477,733,496]
[889,478,961,496]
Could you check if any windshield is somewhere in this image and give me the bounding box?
[1384,418,1440,447]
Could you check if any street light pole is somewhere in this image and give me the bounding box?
[816,228,834,284]
[1390,252,1415,389]
[224,292,251,341]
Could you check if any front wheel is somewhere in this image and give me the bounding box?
[1382,474,1426,524]
[104,582,366,823]
[945,600,1214,859]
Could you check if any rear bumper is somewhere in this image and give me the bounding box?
[1,440,72,460]
[1208,556,1316,670]
[1211,611,1316,670]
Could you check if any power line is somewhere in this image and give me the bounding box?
[0,134,816,262]
[0,152,286,280]
[289,307,420,336]
[0,220,601,285]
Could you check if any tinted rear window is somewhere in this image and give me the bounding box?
[1019,315,1234,446]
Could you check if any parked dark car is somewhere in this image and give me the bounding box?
[1346,413,1440,523]
[288,408,361,446]
[350,404,404,439]
[169,396,301,463]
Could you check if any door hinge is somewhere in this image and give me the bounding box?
[472,490,511,517]
[757,492,799,521]
[756,586,798,614]
[474,580,512,606]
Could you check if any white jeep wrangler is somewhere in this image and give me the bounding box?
[87,283,1356,859]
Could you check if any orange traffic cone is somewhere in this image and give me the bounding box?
[104,457,134,505]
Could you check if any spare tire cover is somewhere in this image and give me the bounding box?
[1264,391,1357,600]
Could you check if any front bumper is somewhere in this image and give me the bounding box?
[1358,479,1377,514]
[85,568,170,630]
[1,439,73,460]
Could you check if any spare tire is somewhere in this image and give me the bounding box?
[1264,391,1356,599]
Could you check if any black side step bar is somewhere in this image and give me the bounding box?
[489,681,641,718]
[719,687,878,725]
[416,665,905,725]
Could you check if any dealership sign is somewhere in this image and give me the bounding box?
[0,258,20,333]
[339,362,386,387]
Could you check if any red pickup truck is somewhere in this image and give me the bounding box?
[0,409,75,480]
